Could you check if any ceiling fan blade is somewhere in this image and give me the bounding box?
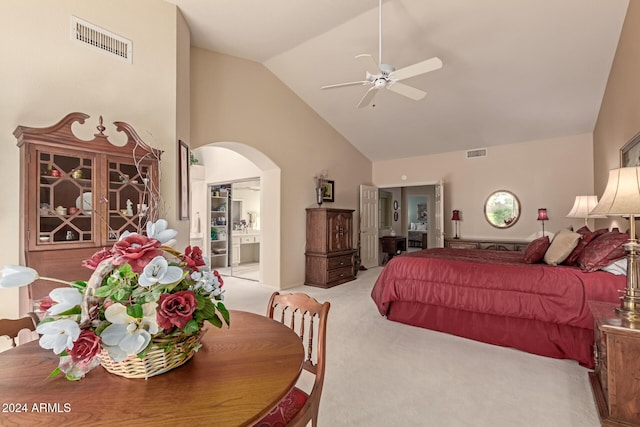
[355,54,380,76]
[389,57,443,81]
[321,80,370,90]
[357,87,378,109]
[387,82,427,101]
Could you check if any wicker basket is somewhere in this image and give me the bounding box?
[100,330,205,379]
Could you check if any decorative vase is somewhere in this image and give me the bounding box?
[316,187,324,207]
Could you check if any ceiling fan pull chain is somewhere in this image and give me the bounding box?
[378,0,383,66]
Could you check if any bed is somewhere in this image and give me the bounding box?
[371,247,626,368]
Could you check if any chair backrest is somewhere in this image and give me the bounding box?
[0,312,39,348]
[267,292,330,426]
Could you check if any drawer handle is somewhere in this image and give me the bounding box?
[339,261,344,265]
[339,273,344,277]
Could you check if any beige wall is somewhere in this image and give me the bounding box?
[0,0,183,318]
[594,0,640,232]
[190,47,372,289]
[373,133,595,240]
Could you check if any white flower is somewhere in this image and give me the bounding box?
[146,219,177,245]
[47,288,83,315]
[0,265,38,288]
[118,230,138,241]
[36,319,80,355]
[190,270,223,299]
[138,256,184,287]
[101,302,158,361]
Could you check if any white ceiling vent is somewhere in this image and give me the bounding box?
[466,148,487,159]
[71,16,132,63]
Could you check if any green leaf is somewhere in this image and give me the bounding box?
[209,314,222,328]
[95,286,112,298]
[65,374,82,381]
[217,302,230,326]
[127,303,143,319]
[182,319,199,334]
[48,367,61,378]
[54,306,82,316]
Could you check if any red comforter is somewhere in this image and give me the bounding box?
[371,248,625,365]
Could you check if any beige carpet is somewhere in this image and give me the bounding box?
[223,267,600,427]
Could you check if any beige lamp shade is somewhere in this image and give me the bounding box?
[566,195,607,219]
[590,168,640,216]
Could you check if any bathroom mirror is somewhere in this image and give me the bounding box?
[484,190,520,228]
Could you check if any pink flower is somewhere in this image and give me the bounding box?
[67,330,101,363]
[112,235,162,273]
[157,290,197,331]
[214,270,224,288]
[184,246,205,271]
[39,296,54,312]
[82,247,113,270]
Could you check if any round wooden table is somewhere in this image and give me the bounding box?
[0,310,304,427]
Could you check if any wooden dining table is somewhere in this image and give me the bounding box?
[0,310,304,427]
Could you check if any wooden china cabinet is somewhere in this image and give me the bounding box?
[14,112,161,302]
[305,208,356,288]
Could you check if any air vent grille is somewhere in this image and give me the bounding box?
[71,16,132,63]
[466,148,487,159]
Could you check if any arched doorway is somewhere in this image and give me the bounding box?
[191,142,281,289]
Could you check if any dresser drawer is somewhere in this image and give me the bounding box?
[327,266,353,283]
[328,254,353,270]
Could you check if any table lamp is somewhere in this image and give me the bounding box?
[566,195,606,227]
[452,210,461,239]
[590,167,640,319]
[537,208,548,237]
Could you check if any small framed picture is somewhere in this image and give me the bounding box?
[620,131,640,167]
[178,140,190,220]
[323,180,335,202]
[393,211,399,221]
[393,200,399,210]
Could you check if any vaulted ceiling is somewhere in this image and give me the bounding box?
[166,0,629,161]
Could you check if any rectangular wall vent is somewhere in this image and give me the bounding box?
[466,148,487,159]
[71,16,132,63]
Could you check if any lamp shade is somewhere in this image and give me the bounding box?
[451,210,461,221]
[590,167,640,216]
[537,208,548,221]
[566,195,607,219]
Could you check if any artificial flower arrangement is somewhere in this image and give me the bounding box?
[0,219,229,380]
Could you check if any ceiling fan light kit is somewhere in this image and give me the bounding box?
[322,0,443,108]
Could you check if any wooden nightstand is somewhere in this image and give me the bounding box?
[588,301,640,426]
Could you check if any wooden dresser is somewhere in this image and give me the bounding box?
[589,301,640,426]
[444,238,529,252]
[305,208,356,288]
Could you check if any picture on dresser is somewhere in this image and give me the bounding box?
[322,180,334,202]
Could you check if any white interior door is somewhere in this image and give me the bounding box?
[434,180,444,247]
[359,184,379,268]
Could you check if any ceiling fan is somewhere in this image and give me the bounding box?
[322,0,443,108]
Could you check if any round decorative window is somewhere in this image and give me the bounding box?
[484,190,520,228]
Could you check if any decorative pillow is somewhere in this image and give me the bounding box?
[522,236,550,264]
[410,223,417,231]
[416,223,427,231]
[564,228,608,266]
[544,229,582,266]
[601,258,627,276]
[579,231,629,273]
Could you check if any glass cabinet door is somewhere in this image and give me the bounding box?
[36,149,96,247]
[106,158,154,243]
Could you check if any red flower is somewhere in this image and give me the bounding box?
[184,246,206,270]
[214,270,224,288]
[156,290,197,331]
[39,296,54,312]
[112,235,162,273]
[68,330,101,363]
[82,247,113,270]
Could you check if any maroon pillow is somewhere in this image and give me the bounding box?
[578,231,629,272]
[523,236,551,264]
[564,228,608,266]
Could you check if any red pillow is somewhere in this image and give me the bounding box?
[578,231,629,272]
[523,236,551,264]
[564,228,608,266]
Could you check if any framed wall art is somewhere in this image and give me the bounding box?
[621,131,640,167]
[178,140,190,220]
[322,180,335,202]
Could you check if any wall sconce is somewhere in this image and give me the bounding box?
[537,208,549,236]
[452,210,461,239]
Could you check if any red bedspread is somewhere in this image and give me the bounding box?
[371,248,625,365]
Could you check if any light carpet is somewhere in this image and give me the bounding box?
[223,266,600,427]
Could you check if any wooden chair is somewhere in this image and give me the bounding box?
[255,292,330,427]
[0,312,39,348]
